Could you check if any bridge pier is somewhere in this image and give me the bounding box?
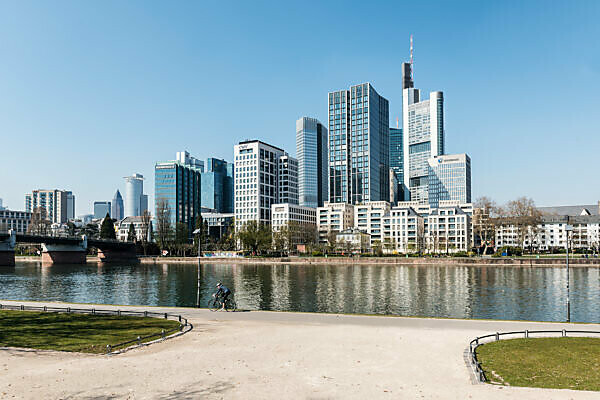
[41,236,87,266]
[97,247,137,263]
[0,230,16,266]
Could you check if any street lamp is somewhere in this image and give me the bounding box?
[565,221,573,323]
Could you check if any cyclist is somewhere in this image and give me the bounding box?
[213,282,232,311]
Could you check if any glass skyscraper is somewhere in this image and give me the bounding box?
[402,62,445,203]
[328,83,389,204]
[111,190,124,220]
[296,116,328,208]
[201,158,234,213]
[93,201,111,219]
[155,154,202,234]
[427,154,471,208]
[389,127,403,201]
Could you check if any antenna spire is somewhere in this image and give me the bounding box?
[410,34,414,80]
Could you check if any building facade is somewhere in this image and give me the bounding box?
[112,190,124,220]
[354,201,391,247]
[24,189,72,224]
[155,153,203,234]
[389,127,403,201]
[201,158,234,214]
[427,153,472,208]
[277,155,298,205]
[296,116,328,208]
[402,62,445,203]
[234,140,286,229]
[271,203,317,248]
[117,216,148,242]
[124,174,146,217]
[201,211,234,240]
[328,83,390,204]
[0,209,32,233]
[93,201,111,219]
[317,202,355,243]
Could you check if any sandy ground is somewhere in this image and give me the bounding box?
[1,300,599,399]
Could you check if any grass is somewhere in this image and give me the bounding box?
[476,337,600,391]
[0,310,181,353]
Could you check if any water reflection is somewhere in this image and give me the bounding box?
[1,262,599,323]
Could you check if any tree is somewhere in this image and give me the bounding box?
[100,213,116,239]
[505,197,542,252]
[473,197,498,255]
[139,210,152,255]
[127,222,137,242]
[155,199,173,252]
[28,206,51,235]
[238,220,272,255]
[175,222,189,256]
[326,230,338,254]
[272,224,289,255]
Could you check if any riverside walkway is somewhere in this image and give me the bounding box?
[1,299,599,399]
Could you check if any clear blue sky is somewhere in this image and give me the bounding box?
[1,1,599,215]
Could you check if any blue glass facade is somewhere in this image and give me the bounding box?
[389,127,403,201]
[296,117,328,208]
[427,154,471,208]
[93,201,111,219]
[201,158,234,213]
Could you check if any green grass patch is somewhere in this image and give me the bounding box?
[476,337,600,391]
[0,310,180,354]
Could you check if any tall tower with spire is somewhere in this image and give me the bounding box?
[112,189,124,220]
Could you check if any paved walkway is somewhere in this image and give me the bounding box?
[1,299,599,399]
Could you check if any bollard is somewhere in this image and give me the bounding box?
[162,329,165,338]
[106,344,111,354]
[164,313,167,319]
[178,315,181,322]
[118,310,121,316]
[144,311,148,317]
[67,307,70,313]
[495,332,499,341]
[21,305,24,311]
[525,330,529,338]
[562,329,566,337]
[137,336,141,345]
[44,306,47,312]
[92,309,95,315]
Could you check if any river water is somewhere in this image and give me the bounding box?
[1,262,600,322]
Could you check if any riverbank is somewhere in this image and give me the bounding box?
[1,299,599,399]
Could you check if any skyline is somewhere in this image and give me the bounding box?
[1,1,599,214]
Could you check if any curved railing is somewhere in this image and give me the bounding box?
[0,303,191,354]
[468,329,600,382]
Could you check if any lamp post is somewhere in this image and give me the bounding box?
[565,220,573,323]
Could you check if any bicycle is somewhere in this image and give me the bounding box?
[207,294,237,312]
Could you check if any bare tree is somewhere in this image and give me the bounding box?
[473,196,498,255]
[140,210,152,255]
[505,197,542,252]
[155,199,173,253]
[28,206,51,235]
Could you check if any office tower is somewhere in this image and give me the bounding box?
[93,201,112,219]
[176,150,204,171]
[427,154,471,208]
[65,191,75,220]
[111,190,124,220]
[296,117,328,208]
[140,194,148,214]
[277,155,298,205]
[389,127,403,201]
[201,158,234,213]
[402,62,445,203]
[124,173,145,217]
[328,83,390,204]
[155,152,202,234]
[24,189,71,223]
[233,140,286,229]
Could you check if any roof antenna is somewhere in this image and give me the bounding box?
[396,117,399,129]
[410,34,414,80]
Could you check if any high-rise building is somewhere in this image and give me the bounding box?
[65,191,75,220]
[234,140,286,229]
[124,174,146,217]
[277,155,298,205]
[296,117,328,208]
[389,127,403,201]
[93,201,111,219]
[201,158,234,213]
[155,152,203,234]
[111,190,124,220]
[427,154,472,208]
[402,62,445,203]
[328,83,390,204]
[24,189,72,223]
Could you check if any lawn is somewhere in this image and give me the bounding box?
[476,337,600,391]
[0,310,181,353]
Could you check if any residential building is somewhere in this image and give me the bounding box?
[389,127,403,200]
[538,203,600,216]
[354,201,391,247]
[201,158,234,214]
[382,205,424,253]
[424,205,471,253]
[233,140,286,229]
[427,154,472,208]
[0,209,32,233]
[277,155,298,205]
[328,83,390,204]
[271,203,317,248]
[336,228,371,253]
[201,211,234,240]
[24,189,72,224]
[155,152,203,235]
[93,201,111,219]
[112,190,124,220]
[117,216,148,242]
[296,116,328,208]
[124,174,146,217]
[402,62,445,203]
[317,202,355,243]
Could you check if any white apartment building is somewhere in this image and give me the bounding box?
[354,201,391,246]
[234,140,286,229]
[25,189,73,224]
[317,202,355,243]
[382,206,423,253]
[0,209,32,234]
[271,203,317,248]
[424,206,471,253]
[117,216,148,242]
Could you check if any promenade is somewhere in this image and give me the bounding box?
[1,299,599,399]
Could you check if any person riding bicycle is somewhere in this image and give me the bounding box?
[213,282,231,311]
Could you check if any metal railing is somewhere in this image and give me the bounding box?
[468,329,600,382]
[0,303,190,354]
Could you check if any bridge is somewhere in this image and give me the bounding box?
[0,230,137,266]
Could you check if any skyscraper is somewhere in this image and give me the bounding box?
[402,62,445,203]
[124,174,145,217]
[65,191,75,220]
[233,140,286,229]
[427,154,472,208]
[155,152,203,234]
[93,201,111,219]
[112,190,124,220]
[201,158,234,213]
[328,83,389,204]
[24,189,72,223]
[389,127,403,201]
[277,155,298,205]
[296,117,328,208]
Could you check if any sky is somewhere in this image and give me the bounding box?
[1,1,599,215]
